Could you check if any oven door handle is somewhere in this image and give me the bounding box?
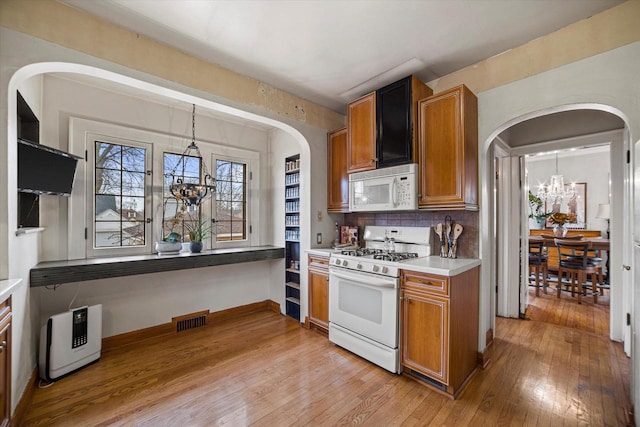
[330,268,397,289]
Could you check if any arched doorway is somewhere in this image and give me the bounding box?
[485,105,630,354]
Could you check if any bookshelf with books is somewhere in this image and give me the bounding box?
[285,154,301,321]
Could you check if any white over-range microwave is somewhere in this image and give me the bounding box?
[349,163,418,212]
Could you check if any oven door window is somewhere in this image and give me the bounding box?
[339,281,383,324]
[329,270,398,348]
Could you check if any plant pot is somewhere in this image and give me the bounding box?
[552,223,567,238]
[190,241,203,253]
[155,241,182,254]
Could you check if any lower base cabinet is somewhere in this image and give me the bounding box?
[308,254,329,333]
[0,296,11,427]
[400,267,479,398]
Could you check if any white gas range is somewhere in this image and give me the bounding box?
[328,226,434,373]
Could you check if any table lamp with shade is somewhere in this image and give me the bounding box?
[596,203,610,239]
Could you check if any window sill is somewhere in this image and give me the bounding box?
[30,245,284,287]
[15,227,45,236]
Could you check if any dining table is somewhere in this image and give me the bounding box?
[529,234,610,287]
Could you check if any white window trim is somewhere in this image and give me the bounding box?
[86,133,153,258]
[210,152,258,249]
[68,117,260,259]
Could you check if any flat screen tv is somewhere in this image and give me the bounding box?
[18,139,82,196]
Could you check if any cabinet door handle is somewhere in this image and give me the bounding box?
[0,341,6,352]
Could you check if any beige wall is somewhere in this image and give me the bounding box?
[0,0,345,132]
[2,1,639,128]
[428,1,640,94]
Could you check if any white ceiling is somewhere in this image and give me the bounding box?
[61,0,623,113]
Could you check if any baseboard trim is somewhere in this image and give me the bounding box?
[12,366,37,427]
[267,300,281,314]
[478,328,494,369]
[103,300,279,352]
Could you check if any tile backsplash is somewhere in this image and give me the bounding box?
[344,210,479,259]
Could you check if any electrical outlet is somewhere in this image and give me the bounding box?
[317,233,322,244]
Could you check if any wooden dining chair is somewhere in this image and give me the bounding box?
[555,239,600,304]
[528,240,548,296]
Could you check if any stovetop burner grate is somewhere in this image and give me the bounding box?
[373,252,419,262]
[340,248,385,257]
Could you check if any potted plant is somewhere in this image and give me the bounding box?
[184,215,212,253]
[527,191,551,229]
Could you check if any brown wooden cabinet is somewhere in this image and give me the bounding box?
[400,267,479,398]
[0,296,11,427]
[308,254,330,333]
[347,92,376,173]
[417,84,478,210]
[327,128,349,213]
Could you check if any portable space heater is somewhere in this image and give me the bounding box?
[39,304,102,382]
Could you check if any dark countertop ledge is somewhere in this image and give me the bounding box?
[30,246,285,287]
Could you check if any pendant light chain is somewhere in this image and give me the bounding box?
[165,104,216,211]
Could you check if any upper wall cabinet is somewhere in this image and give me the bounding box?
[376,76,432,168]
[418,84,478,210]
[327,128,349,213]
[347,92,376,173]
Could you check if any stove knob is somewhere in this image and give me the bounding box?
[343,260,348,267]
[357,263,362,269]
[382,266,388,274]
[335,259,341,266]
[372,265,379,272]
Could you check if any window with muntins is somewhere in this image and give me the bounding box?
[162,152,202,241]
[94,141,147,248]
[215,159,247,242]
[73,118,259,258]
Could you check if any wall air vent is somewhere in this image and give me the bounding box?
[172,310,209,332]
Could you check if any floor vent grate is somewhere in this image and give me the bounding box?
[172,310,209,332]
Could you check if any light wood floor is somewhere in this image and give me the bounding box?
[24,297,631,426]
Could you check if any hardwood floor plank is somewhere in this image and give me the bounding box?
[24,293,630,426]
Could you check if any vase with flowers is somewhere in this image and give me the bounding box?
[548,211,577,238]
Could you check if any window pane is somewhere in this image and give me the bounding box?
[94,221,122,247]
[162,152,204,242]
[231,182,245,201]
[122,172,145,196]
[216,160,231,181]
[183,156,201,178]
[96,142,121,170]
[94,141,146,248]
[96,171,121,195]
[215,159,247,242]
[95,195,118,216]
[121,147,145,172]
[216,221,231,241]
[232,163,244,182]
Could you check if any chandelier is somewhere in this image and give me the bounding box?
[165,104,216,212]
[536,152,575,202]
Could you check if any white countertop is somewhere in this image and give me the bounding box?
[0,278,22,303]
[306,248,480,276]
[399,257,481,277]
[305,248,341,257]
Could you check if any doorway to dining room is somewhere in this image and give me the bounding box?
[523,144,611,336]
[490,107,626,344]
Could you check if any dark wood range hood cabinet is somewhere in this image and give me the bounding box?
[347,75,432,173]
